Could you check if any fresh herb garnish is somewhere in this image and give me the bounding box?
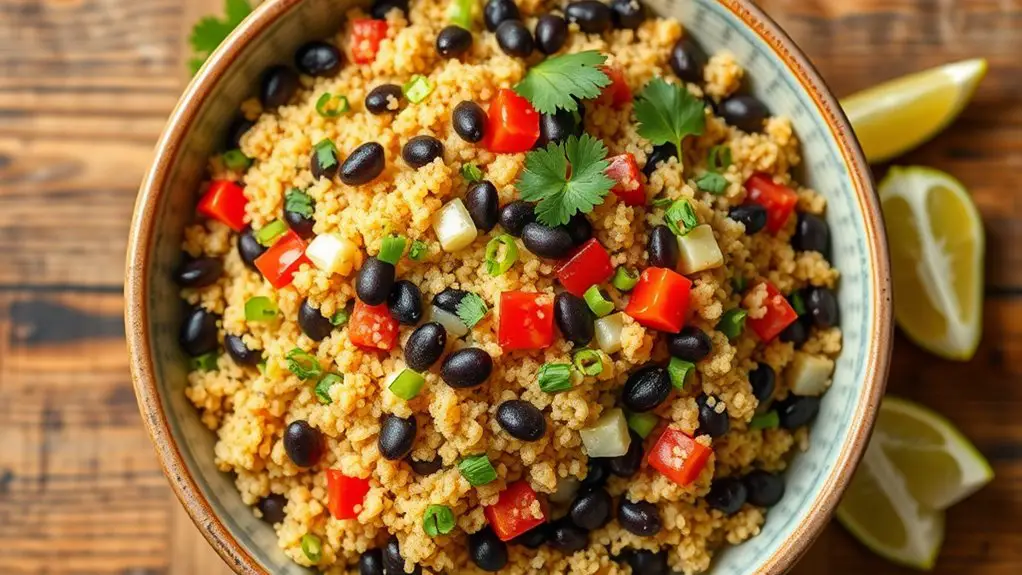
[223,149,252,171]
[696,145,732,195]
[537,362,572,393]
[790,291,807,316]
[695,172,728,195]
[458,454,497,486]
[255,219,288,246]
[300,534,322,562]
[651,196,675,208]
[573,349,604,376]
[286,348,322,380]
[708,145,732,171]
[408,240,429,261]
[634,77,706,158]
[423,504,456,537]
[284,188,315,218]
[664,199,698,236]
[191,352,219,372]
[461,163,483,182]
[315,93,350,118]
[331,309,350,326]
[313,139,338,170]
[244,296,278,322]
[456,293,488,328]
[315,373,341,404]
[484,234,519,276]
[514,51,611,114]
[378,235,407,265]
[517,134,615,226]
[188,0,253,74]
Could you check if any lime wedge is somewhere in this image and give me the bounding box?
[879,167,984,361]
[842,59,987,163]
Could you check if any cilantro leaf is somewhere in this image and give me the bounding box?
[516,134,614,226]
[313,139,338,170]
[634,78,706,157]
[664,199,698,236]
[514,51,611,114]
[188,0,253,75]
[408,240,429,261]
[708,145,732,172]
[695,172,728,195]
[456,293,489,328]
[284,188,315,218]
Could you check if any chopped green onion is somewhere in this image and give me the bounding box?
[223,149,252,171]
[190,351,219,372]
[611,267,639,292]
[458,454,497,486]
[790,291,807,316]
[285,188,315,218]
[408,240,429,261]
[286,348,322,380]
[750,411,780,430]
[537,362,572,393]
[667,357,695,390]
[315,92,350,117]
[422,504,456,537]
[484,234,519,276]
[331,308,350,326]
[461,163,483,182]
[403,75,434,103]
[651,196,674,208]
[388,368,426,400]
[732,276,748,293]
[245,296,278,322]
[315,373,341,404]
[626,411,659,439]
[573,349,603,376]
[255,219,288,246]
[378,235,406,265]
[695,172,728,195]
[717,308,747,340]
[446,0,477,29]
[313,138,338,170]
[707,145,732,172]
[300,533,322,562]
[582,285,614,317]
[456,293,488,328]
[665,199,698,236]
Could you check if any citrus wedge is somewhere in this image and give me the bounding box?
[879,167,984,361]
[842,59,987,163]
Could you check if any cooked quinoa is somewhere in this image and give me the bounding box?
[176,0,842,573]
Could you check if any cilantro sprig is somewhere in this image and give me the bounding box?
[285,188,315,218]
[516,134,615,227]
[634,78,706,158]
[456,293,489,328]
[188,0,253,75]
[694,145,733,195]
[514,51,611,114]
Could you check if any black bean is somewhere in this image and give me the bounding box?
[356,257,396,305]
[452,101,487,143]
[565,0,612,33]
[225,115,255,151]
[743,470,785,508]
[581,457,610,489]
[404,322,447,371]
[706,476,748,515]
[554,292,595,345]
[496,399,547,441]
[534,14,568,54]
[284,420,324,467]
[436,25,473,58]
[669,36,707,84]
[441,348,493,388]
[522,222,575,259]
[549,520,589,553]
[696,394,730,438]
[729,204,768,235]
[610,0,645,29]
[384,536,422,575]
[621,365,671,413]
[779,317,809,347]
[499,201,536,237]
[225,334,261,366]
[617,499,661,537]
[624,549,669,575]
[379,414,417,460]
[295,41,342,77]
[432,287,470,314]
[511,523,550,548]
[259,65,299,108]
[648,224,679,269]
[484,0,520,32]
[666,326,712,362]
[180,307,219,357]
[366,84,404,115]
[257,493,288,524]
[341,142,386,185]
[792,212,831,258]
[806,287,839,328]
[642,142,677,177]
[312,143,339,180]
[284,202,316,239]
[565,213,592,246]
[607,431,643,478]
[296,299,332,341]
[496,20,534,57]
[371,0,408,19]
[469,527,508,572]
[720,95,770,133]
[402,136,445,169]
[359,548,385,575]
[465,181,500,232]
[776,395,821,429]
[175,257,223,288]
[538,109,583,148]
[388,280,424,325]
[570,487,612,530]
[407,456,443,476]
[749,363,776,403]
[237,228,266,270]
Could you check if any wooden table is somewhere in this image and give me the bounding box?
[1,0,1018,573]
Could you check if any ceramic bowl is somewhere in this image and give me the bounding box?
[126,0,892,572]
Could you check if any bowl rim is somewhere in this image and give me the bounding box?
[125,0,892,572]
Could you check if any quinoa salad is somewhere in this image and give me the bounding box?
[175,0,842,572]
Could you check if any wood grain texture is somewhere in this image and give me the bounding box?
[0,0,1018,573]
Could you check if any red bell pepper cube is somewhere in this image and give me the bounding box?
[197,180,248,232]
[485,88,540,154]
[744,173,799,233]
[556,239,614,297]
[348,300,400,351]
[624,267,692,333]
[351,19,388,64]
[498,291,554,351]
[606,153,645,206]
[647,427,712,486]
[746,281,799,343]
[599,66,632,108]
[254,229,311,289]
[485,480,546,542]
[326,470,371,520]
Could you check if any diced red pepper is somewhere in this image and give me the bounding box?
[348,300,400,351]
[624,267,692,333]
[746,281,799,343]
[485,480,547,542]
[197,180,248,232]
[599,66,632,108]
[647,427,712,486]
[606,153,645,206]
[351,19,388,64]
[556,239,614,297]
[484,88,540,154]
[326,470,371,520]
[745,173,799,233]
[498,291,554,351]
[254,229,311,289]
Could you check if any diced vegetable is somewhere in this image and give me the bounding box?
[350,19,388,64]
[378,235,406,265]
[745,173,799,233]
[667,357,694,390]
[606,153,645,206]
[579,408,631,458]
[301,534,322,562]
[747,282,799,343]
[326,470,371,520]
[254,229,311,289]
[498,291,554,351]
[447,0,477,29]
[583,285,614,317]
[306,233,360,276]
[223,149,252,171]
[458,454,498,486]
[537,362,572,393]
[593,312,625,354]
[677,224,724,274]
[611,267,639,291]
[315,373,341,404]
[599,66,632,108]
[315,93,350,118]
[624,267,692,333]
[285,348,322,380]
[255,219,288,246]
[429,305,469,337]
[348,300,400,351]
[750,411,780,430]
[647,427,712,486]
[403,74,434,103]
[387,368,426,400]
[197,180,248,232]
[786,352,834,396]
[556,239,614,297]
[485,88,540,153]
[244,296,278,322]
[485,481,546,542]
[627,411,659,439]
[432,198,478,252]
[573,349,603,376]
[423,504,456,537]
[717,307,747,340]
[485,234,519,276]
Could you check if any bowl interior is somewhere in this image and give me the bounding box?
[131,0,886,573]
